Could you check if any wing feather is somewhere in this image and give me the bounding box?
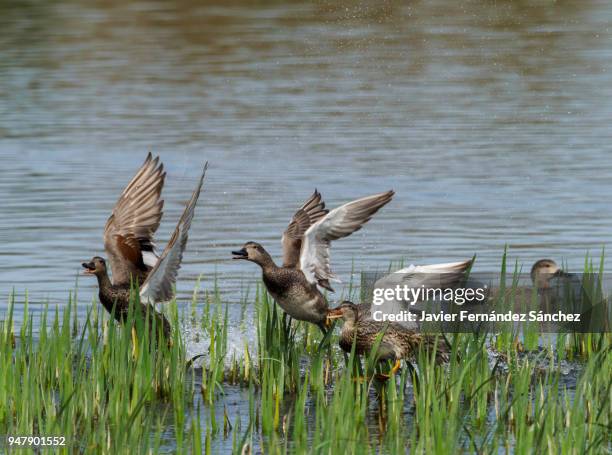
[281,190,328,268]
[300,190,394,291]
[376,260,474,291]
[139,162,208,304]
[364,260,473,328]
[103,153,165,285]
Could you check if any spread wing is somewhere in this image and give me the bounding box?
[378,260,474,294]
[281,190,328,268]
[366,260,473,327]
[300,190,394,292]
[139,162,207,304]
[103,152,165,285]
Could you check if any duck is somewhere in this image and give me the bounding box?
[327,301,450,377]
[438,258,583,335]
[486,258,576,309]
[232,190,394,331]
[530,258,566,290]
[527,258,587,321]
[82,153,207,339]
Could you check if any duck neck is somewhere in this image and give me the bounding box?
[531,274,544,291]
[343,318,356,333]
[339,320,357,349]
[96,271,128,319]
[257,251,278,273]
[96,271,113,293]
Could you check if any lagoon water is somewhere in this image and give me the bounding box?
[1,0,612,319]
[2,1,610,452]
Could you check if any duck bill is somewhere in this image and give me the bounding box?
[82,262,95,275]
[232,248,248,260]
[327,308,344,320]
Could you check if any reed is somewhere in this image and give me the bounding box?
[0,255,610,453]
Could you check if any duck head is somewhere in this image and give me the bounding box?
[531,259,564,289]
[82,256,107,277]
[327,301,360,324]
[232,242,272,266]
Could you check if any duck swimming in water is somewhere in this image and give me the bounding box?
[530,259,565,289]
[486,258,574,310]
[232,190,394,331]
[82,153,207,338]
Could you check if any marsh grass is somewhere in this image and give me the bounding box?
[1,256,611,454]
[0,291,186,453]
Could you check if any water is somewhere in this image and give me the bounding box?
[1,0,612,313]
[2,1,610,451]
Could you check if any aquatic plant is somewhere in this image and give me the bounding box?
[0,256,610,453]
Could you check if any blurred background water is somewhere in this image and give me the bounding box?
[1,0,612,320]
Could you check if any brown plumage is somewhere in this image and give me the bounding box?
[103,152,165,286]
[485,259,566,309]
[232,190,393,331]
[139,163,207,304]
[81,257,171,338]
[328,301,450,368]
[83,154,207,340]
[530,259,562,290]
[233,241,330,330]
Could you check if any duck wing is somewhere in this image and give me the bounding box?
[139,162,207,304]
[300,190,394,292]
[281,190,328,268]
[367,260,473,327]
[377,260,473,297]
[103,153,165,285]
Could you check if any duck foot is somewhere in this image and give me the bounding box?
[375,359,402,380]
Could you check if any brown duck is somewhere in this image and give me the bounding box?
[232,190,394,331]
[530,259,564,290]
[485,258,570,311]
[82,153,207,338]
[327,301,450,376]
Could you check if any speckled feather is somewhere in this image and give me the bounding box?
[339,318,450,364]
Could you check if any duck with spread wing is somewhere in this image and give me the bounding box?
[232,190,394,331]
[82,153,207,338]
